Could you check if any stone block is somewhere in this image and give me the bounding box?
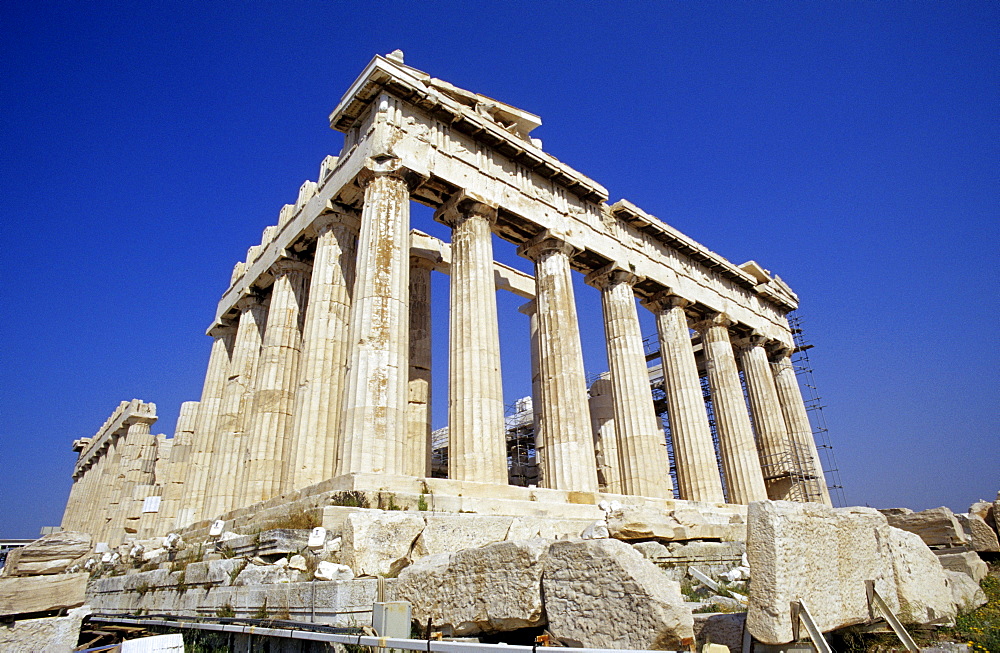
[955,513,1000,552]
[881,506,966,548]
[747,501,899,645]
[886,527,955,625]
[968,501,993,526]
[341,510,425,576]
[315,561,354,581]
[694,612,746,652]
[6,531,92,576]
[542,538,694,649]
[225,529,309,557]
[414,514,512,557]
[395,539,549,636]
[944,570,987,614]
[0,605,90,653]
[606,505,740,542]
[0,572,89,617]
[937,551,988,584]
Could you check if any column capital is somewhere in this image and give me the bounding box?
[434,191,498,228]
[585,263,642,291]
[409,253,438,270]
[207,323,236,339]
[314,208,361,236]
[641,290,691,313]
[517,299,537,316]
[235,292,264,312]
[357,158,426,191]
[691,312,733,333]
[731,331,768,351]
[517,230,579,262]
[767,343,795,362]
[269,257,311,279]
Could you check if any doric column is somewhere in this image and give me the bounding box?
[406,255,434,477]
[517,233,598,492]
[179,326,234,527]
[205,293,266,518]
[694,314,768,504]
[241,258,310,505]
[61,470,86,532]
[735,333,795,500]
[588,376,622,493]
[159,401,199,529]
[587,266,673,499]
[338,163,413,476]
[518,300,545,484]
[645,293,725,503]
[285,212,359,490]
[438,197,508,484]
[108,419,155,543]
[771,348,832,505]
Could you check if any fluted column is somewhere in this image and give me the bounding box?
[180,326,235,527]
[109,420,155,543]
[517,234,598,492]
[158,401,199,528]
[588,376,622,493]
[338,163,413,476]
[439,198,508,484]
[518,300,545,484]
[587,266,673,498]
[242,258,310,505]
[694,314,768,504]
[286,213,359,490]
[406,256,434,477]
[736,334,795,500]
[206,294,266,518]
[771,349,832,505]
[61,470,87,531]
[645,293,725,503]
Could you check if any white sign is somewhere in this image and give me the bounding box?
[142,495,161,513]
[209,520,226,537]
[308,526,327,548]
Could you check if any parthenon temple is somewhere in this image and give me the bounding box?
[61,51,831,546]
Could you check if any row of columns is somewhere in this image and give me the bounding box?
[175,162,828,527]
[61,409,160,544]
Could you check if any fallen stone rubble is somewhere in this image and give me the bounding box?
[1,492,996,651]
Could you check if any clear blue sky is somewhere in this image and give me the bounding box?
[2,1,997,538]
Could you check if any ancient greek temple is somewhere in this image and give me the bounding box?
[62,51,830,546]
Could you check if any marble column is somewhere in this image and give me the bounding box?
[439,199,508,484]
[180,326,235,527]
[338,164,412,476]
[587,376,622,493]
[242,258,310,505]
[158,401,199,529]
[694,314,768,504]
[286,213,359,490]
[517,234,598,492]
[736,333,795,500]
[406,256,434,477]
[645,294,725,503]
[771,349,832,505]
[205,294,266,518]
[518,300,546,485]
[109,420,155,542]
[587,266,673,499]
[61,470,86,531]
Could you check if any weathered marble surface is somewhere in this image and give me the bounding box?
[395,539,548,636]
[542,538,694,650]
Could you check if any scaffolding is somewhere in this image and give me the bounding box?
[429,313,844,505]
[788,313,847,506]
